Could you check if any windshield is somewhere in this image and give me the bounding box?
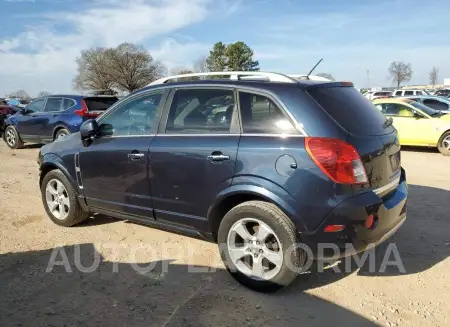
[409,101,441,116]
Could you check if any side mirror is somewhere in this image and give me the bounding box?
[80,119,99,142]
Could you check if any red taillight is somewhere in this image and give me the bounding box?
[74,100,98,118]
[305,137,368,184]
[324,225,345,232]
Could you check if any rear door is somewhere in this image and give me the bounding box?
[149,87,240,230]
[307,86,401,192]
[41,97,64,140]
[79,89,168,218]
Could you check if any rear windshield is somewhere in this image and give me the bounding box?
[308,86,391,136]
[84,97,118,112]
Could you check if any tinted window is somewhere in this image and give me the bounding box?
[410,101,440,116]
[63,98,76,110]
[395,91,402,96]
[166,88,234,134]
[308,86,390,136]
[98,92,162,136]
[404,91,414,96]
[84,97,118,112]
[423,99,448,111]
[44,97,63,112]
[26,98,46,113]
[238,91,296,134]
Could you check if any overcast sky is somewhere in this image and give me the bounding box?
[1,0,449,96]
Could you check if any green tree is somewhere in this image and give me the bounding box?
[206,41,259,72]
[206,42,227,71]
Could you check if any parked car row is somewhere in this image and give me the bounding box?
[2,94,118,148]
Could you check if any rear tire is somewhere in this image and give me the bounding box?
[41,169,89,227]
[217,201,306,293]
[4,126,24,149]
[438,131,450,156]
[55,128,70,141]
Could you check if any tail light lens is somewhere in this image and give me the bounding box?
[305,137,368,184]
[74,100,98,118]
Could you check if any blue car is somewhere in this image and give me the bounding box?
[37,72,407,292]
[3,95,118,149]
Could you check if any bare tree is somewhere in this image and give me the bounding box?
[429,66,439,86]
[105,43,167,92]
[317,73,335,81]
[73,43,167,93]
[193,56,209,73]
[10,90,31,101]
[73,47,115,91]
[37,91,51,98]
[388,61,413,88]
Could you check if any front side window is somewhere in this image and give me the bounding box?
[44,97,63,112]
[397,105,415,117]
[98,91,163,136]
[238,91,297,134]
[26,98,46,113]
[395,91,402,96]
[166,88,235,134]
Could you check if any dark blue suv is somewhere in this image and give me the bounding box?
[3,95,117,149]
[37,73,407,292]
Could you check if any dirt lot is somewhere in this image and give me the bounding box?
[0,142,449,327]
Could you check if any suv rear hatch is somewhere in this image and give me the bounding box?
[83,96,118,116]
[307,85,401,194]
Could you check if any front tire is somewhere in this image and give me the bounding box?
[438,131,450,156]
[40,170,89,227]
[217,201,305,292]
[4,126,24,149]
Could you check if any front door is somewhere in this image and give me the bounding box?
[79,89,168,218]
[149,87,240,229]
[16,97,47,139]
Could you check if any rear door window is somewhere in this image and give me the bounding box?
[44,97,63,112]
[308,86,392,136]
[238,91,297,134]
[83,97,118,112]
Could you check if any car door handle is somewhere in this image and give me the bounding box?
[207,154,230,162]
[128,152,145,160]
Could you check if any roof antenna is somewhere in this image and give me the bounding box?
[306,58,323,80]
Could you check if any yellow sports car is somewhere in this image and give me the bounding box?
[372,98,450,155]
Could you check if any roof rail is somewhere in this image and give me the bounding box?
[148,71,298,86]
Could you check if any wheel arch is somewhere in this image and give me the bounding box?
[207,184,307,242]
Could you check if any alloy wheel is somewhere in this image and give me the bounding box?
[227,218,283,281]
[443,135,450,150]
[45,179,70,220]
[5,128,16,147]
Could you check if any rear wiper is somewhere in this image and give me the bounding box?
[383,117,393,128]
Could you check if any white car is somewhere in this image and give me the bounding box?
[393,89,429,97]
[366,91,393,100]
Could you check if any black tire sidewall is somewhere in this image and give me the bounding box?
[217,202,303,292]
[40,170,83,227]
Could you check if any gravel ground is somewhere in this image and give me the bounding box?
[0,142,449,327]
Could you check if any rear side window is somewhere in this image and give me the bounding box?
[404,91,414,96]
[83,97,118,112]
[308,86,390,136]
[238,91,297,134]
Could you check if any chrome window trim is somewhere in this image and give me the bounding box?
[95,133,307,138]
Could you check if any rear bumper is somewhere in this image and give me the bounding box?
[302,168,408,260]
